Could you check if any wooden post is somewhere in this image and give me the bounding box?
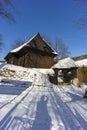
[53,68,58,85]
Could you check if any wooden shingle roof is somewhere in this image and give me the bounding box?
[5,33,57,60]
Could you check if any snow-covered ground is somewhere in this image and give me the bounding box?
[0,64,87,130]
[75,58,87,67]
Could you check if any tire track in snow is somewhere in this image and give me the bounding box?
[49,87,84,130]
[0,86,45,130]
[0,85,35,130]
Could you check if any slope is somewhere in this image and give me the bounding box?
[0,64,87,130]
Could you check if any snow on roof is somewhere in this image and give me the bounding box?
[75,59,87,67]
[11,33,38,53]
[42,38,57,55]
[52,57,78,69]
[10,33,57,55]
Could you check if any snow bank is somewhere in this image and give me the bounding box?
[0,64,49,86]
[0,64,87,130]
[75,59,87,67]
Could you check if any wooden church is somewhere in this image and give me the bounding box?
[5,33,57,68]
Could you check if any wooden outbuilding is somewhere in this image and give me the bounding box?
[5,33,57,68]
[50,57,78,84]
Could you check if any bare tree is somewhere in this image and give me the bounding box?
[0,34,4,52]
[74,0,87,28]
[12,39,25,50]
[0,0,15,54]
[42,34,70,59]
[0,0,15,22]
[54,37,70,59]
[42,34,53,46]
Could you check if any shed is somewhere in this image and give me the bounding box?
[5,33,57,68]
[51,57,78,84]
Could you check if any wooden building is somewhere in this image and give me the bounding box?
[50,57,78,84]
[5,33,57,68]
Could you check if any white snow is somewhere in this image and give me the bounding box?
[10,33,57,56]
[10,34,37,53]
[52,57,78,69]
[42,38,57,55]
[0,64,87,130]
[75,59,87,67]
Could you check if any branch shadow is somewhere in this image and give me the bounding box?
[0,83,33,130]
[0,78,32,95]
[67,92,83,102]
[0,78,32,110]
[49,87,83,130]
[4,95,52,130]
[49,88,70,130]
[74,108,87,130]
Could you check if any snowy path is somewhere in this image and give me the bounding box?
[0,83,87,130]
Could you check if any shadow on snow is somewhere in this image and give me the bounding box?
[0,82,33,130]
[0,78,32,95]
[31,95,51,130]
[0,94,51,130]
[49,86,87,130]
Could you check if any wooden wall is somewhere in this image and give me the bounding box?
[7,51,55,68]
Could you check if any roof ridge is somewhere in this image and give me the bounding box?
[10,33,39,53]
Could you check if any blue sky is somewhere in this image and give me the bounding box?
[0,0,87,59]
